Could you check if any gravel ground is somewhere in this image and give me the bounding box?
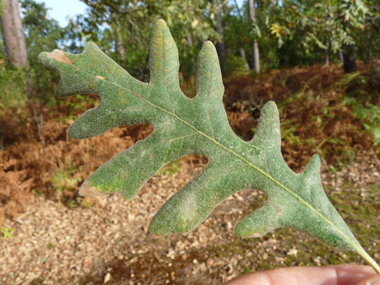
[1,150,379,285]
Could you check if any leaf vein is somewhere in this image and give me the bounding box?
[78,68,360,254]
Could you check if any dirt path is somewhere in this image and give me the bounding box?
[1,151,379,285]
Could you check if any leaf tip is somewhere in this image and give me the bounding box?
[67,124,83,139]
[46,50,72,65]
[38,51,48,62]
[202,40,215,49]
[155,18,169,29]
[79,180,103,196]
[148,222,171,236]
[85,41,97,47]
[305,154,321,172]
[262,100,279,115]
[250,100,281,147]
[38,51,57,72]
[199,41,218,58]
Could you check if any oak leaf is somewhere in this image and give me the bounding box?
[39,20,379,272]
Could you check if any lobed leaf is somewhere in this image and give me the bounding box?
[39,19,379,272]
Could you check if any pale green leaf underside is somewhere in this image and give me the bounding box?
[39,20,364,254]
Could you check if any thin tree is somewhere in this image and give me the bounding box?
[325,4,330,67]
[234,0,250,72]
[0,0,33,100]
[248,0,260,73]
[0,0,29,68]
[209,0,229,76]
[338,0,358,73]
[1,0,41,140]
[111,12,126,65]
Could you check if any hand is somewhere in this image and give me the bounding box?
[223,265,379,285]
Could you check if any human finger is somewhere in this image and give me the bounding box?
[223,265,377,285]
[355,274,380,285]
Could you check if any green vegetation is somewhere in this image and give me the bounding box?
[0,66,27,108]
[1,0,380,110]
[50,158,82,206]
[1,227,14,238]
[350,100,380,146]
[0,0,379,151]
[81,199,92,208]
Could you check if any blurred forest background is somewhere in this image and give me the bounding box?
[1,0,380,249]
[1,0,380,144]
[0,0,380,284]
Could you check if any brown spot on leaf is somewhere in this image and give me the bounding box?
[96,75,105,80]
[47,50,72,65]
[79,180,102,196]
[251,233,263,238]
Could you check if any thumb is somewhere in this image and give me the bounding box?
[356,275,380,285]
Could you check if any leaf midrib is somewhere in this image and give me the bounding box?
[80,67,359,252]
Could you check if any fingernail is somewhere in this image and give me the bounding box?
[365,276,380,285]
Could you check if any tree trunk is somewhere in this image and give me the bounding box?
[0,0,32,101]
[0,0,28,67]
[325,38,329,66]
[111,12,126,64]
[338,47,344,62]
[234,0,250,72]
[239,48,250,73]
[252,41,260,73]
[187,33,196,73]
[214,5,228,59]
[214,4,228,59]
[209,0,229,76]
[1,0,41,140]
[343,44,357,73]
[248,0,260,73]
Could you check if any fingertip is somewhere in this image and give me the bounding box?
[222,265,377,285]
[355,274,380,285]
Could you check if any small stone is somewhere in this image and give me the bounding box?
[104,273,111,284]
[287,248,298,256]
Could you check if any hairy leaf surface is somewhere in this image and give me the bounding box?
[39,20,379,271]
